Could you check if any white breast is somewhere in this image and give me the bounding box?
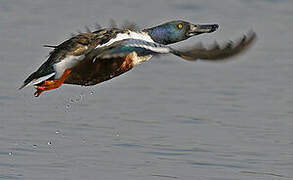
[95,31,154,49]
[53,54,85,78]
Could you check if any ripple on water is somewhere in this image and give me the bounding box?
[0,174,23,180]
[263,0,292,3]
[174,115,210,124]
[0,96,18,100]
[0,152,14,156]
[145,151,188,156]
[190,161,249,169]
[143,146,211,157]
[152,147,211,153]
[113,143,143,148]
[0,163,22,168]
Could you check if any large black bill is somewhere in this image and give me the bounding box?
[188,24,219,36]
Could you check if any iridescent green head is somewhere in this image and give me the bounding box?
[145,20,219,45]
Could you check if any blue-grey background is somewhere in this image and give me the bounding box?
[0,0,293,179]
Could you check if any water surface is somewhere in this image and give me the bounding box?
[0,0,293,179]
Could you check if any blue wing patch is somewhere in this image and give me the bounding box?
[96,39,171,60]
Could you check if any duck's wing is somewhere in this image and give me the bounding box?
[173,31,257,61]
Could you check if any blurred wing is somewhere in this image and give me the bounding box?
[173,31,257,61]
[121,20,139,31]
[86,30,257,63]
[109,19,118,28]
[109,19,139,31]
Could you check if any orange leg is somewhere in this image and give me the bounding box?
[34,69,71,97]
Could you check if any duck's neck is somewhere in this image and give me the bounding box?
[143,27,171,45]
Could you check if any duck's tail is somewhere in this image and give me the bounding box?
[19,72,38,90]
[19,72,55,90]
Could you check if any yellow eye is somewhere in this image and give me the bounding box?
[177,24,183,29]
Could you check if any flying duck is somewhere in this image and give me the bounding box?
[19,20,256,97]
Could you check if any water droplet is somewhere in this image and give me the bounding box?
[75,96,81,102]
[80,94,83,100]
[90,90,95,95]
[65,104,70,109]
[47,141,52,145]
[55,130,60,134]
[116,133,120,137]
[33,144,37,148]
[8,152,13,156]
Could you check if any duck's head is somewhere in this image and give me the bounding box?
[144,20,219,45]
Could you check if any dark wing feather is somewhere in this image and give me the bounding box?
[95,23,102,30]
[121,20,139,31]
[109,19,118,28]
[43,45,58,48]
[172,31,257,61]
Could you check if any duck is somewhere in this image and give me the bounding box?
[19,20,256,97]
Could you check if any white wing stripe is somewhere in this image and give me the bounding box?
[127,43,170,53]
[95,31,154,49]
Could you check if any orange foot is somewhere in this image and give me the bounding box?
[34,69,71,97]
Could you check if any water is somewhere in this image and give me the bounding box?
[1,0,293,179]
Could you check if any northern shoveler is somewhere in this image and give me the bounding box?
[19,20,256,97]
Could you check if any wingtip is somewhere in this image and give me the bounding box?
[172,29,258,62]
[43,45,58,48]
[18,83,27,90]
[248,30,258,44]
[244,29,257,40]
[236,30,258,52]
